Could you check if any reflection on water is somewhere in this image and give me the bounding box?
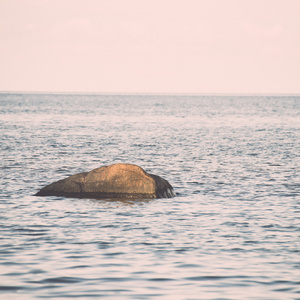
[88,197,155,207]
[0,94,299,299]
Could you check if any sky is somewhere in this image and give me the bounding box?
[0,0,299,94]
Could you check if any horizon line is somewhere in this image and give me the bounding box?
[0,90,299,96]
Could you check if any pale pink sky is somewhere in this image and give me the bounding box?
[0,0,299,94]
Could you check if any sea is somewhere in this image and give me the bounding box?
[0,93,299,300]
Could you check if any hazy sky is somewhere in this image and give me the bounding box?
[0,0,299,94]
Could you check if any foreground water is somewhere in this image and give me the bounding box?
[0,94,299,299]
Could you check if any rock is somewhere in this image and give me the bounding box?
[35,163,175,199]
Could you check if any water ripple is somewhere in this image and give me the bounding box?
[0,94,299,299]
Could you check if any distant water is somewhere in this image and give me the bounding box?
[0,93,299,300]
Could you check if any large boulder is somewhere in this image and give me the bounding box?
[35,163,175,199]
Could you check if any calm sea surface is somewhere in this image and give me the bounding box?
[0,94,299,300]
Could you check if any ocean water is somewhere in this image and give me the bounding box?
[0,93,299,300]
